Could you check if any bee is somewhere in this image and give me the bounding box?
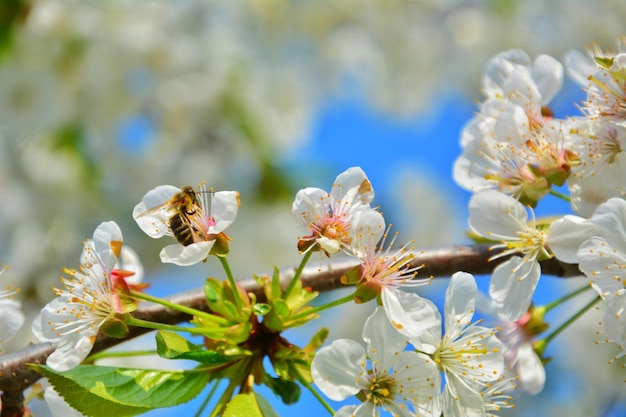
[167,186,205,246]
[138,186,207,246]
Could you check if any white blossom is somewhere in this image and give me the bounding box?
[312,307,441,417]
[32,221,127,371]
[389,272,506,417]
[292,167,376,256]
[468,190,550,320]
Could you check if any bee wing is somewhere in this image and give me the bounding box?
[133,185,181,238]
[134,201,173,218]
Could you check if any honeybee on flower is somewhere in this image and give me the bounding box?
[133,183,240,266]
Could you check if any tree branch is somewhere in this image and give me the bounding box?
[0,244,582,414]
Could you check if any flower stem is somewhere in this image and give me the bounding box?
[130,290,229,325]
[218,256,244,310]
[534,295,601,357]
[194,380,220,417]
[125,316,221,337]
[289,291,355,323]
[549,189,571,202]
[289,363,335,416]
[541,284,592,313]
[209,379,239,417]
[285,249,313,299]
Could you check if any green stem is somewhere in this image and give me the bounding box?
[130,290,229,325]
[85,349,157,364]
[541,284,592,313]
[535,295,601,357]
[194,381,220,417]
[549,189,571,202]
[289,363,335,416]
[218,256,243,311]
[289,291,355,323]
[125,316,222,337]
[209,379,239,417]
[285,249,313,299]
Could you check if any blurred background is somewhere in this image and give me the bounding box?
[1,0,625,416]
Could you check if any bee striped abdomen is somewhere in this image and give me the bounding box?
[169,213,195,246]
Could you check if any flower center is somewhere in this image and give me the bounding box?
[315,215,351,244]
[363,371,397,407]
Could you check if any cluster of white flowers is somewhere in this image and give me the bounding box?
[295,168,514,415]
[454,40,626,371]
[312,272,512,417]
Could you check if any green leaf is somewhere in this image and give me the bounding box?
[32,364,209,415]
[253,303,271,316]
[271,267,282,299]
[29,365,148,417]
[204,278,221,303]
[155,330,231,365]
[273,300,290,319]
[263,376,301,405]
[254,393,280,417]
[224,322,252,344]
[306,327,329,352]
[223,393,263,417]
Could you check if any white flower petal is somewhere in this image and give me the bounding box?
[604,300,626,353]
[482,49,531,96]
[292,187,329,227]
[159,241,214,266]
[47,332,97,371]
[362,306,408,372]
[532,54,564,105]
[517,343,546,395]
[311,339,365,401]
[444,272,477,339]
[547,214,601,263]
[587,198,626,254]
[132,185,180,238]
[330,167,374,212]
[493,103,529,146]
[209,191,239,233]
[490,257,541,321]
[90,221,123,272]
[382,288,441,354]
[565,49,597,87]
[334,405,360,417]
[578,237,626,301]
[394,351,441,416]
[469,190,528,239]
[0,299,24,344]
[442,372,485,417]
[349,208,385,255]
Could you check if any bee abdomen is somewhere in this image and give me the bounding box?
[169,213,195,246]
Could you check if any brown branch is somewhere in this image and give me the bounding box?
[0,244,582,415]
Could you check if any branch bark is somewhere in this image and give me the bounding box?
[0,244,582,415]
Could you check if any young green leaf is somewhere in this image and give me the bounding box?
[254,393,280,417]
[263,375,301,405]
[155,330,231,365]
[32,364,209,412]
[30,364,149,417]
[223,393,263,417]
